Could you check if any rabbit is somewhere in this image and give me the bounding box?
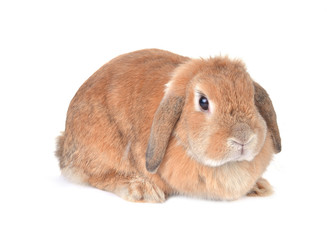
[56,49,281,202]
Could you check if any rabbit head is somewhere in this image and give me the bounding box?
[146,57,281,173]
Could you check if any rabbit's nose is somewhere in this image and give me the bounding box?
[230,123,254,146]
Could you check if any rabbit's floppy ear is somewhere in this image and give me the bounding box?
[253,81,281,153]
[146,59,200,173]
[146,94,185,173]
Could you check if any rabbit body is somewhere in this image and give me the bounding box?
[56,49,280,202]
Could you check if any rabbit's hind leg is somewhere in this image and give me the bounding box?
[247,177,273,197]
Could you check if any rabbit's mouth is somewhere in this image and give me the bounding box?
[185,138,258,168]
[197,136,259,168]
[202,151,255,168]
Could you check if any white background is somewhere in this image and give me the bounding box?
[1,0,327,239]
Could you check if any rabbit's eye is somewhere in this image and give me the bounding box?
[199,96,209,111]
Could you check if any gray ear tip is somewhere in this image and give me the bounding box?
[275,146,282,154]
[145,160,159,173]
[271,133,281,153]
[275,142,282,153]
[145,145,158,173]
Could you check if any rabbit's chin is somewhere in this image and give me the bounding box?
[200,151,257,168]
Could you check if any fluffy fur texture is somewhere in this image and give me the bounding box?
[56,49,281,202]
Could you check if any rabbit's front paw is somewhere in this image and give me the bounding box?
[115,177,165,203]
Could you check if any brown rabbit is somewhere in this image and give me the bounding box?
[56,49,281,202]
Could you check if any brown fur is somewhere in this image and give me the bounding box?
[56,49,281,202]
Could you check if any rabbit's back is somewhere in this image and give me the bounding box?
[56,49,188,186]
